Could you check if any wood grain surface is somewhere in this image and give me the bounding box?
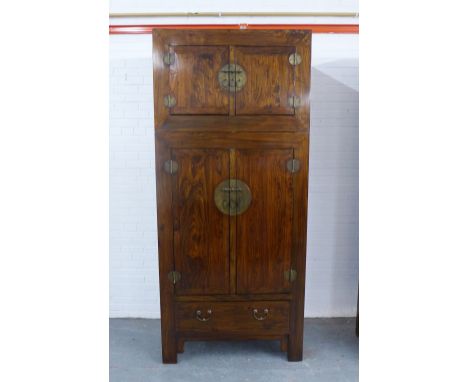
[172,149,230,295]
[236,149,294,294]
[235,46,295,115]
[153,29,311,363]
[176,301,290,334]
[169,45,230,115]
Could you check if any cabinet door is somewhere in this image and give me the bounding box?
[169,46,230,115]
[236,149,295,294]
[172,149,230,295]
[235,46,296,115]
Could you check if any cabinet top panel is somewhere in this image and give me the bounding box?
[153,29,311,46]
[153,29,311,131]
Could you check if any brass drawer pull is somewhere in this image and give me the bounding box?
[196,309,212,322]
[253,308,269,321]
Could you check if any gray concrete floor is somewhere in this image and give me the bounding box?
[110,318,358,382]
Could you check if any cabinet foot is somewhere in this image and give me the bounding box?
[287,354,303,362]
[162,341,178,364]
[177,338,185,353]
[287,337,303,361]
[162,354,178,364]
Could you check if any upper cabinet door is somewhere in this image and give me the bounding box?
[234,46,296,115]
[168,46,230,115]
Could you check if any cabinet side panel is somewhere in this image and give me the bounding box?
[294,33,311,128]
[155,139,177,363]
[153,31,169,129]
[288,137,309,361]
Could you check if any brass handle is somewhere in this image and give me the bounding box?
[222,187,242,192]
[196,309,212,322]
[253,308,269,321]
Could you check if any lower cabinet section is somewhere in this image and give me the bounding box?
[175,301,290,336]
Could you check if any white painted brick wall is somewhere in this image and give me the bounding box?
[109,33,358,318]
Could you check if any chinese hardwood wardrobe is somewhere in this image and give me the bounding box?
[152,29,311,363]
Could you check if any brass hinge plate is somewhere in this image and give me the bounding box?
[284,269,297,282]
[163,159,178,174]
[286,158,300,173]
[289,53,302,66]
[168,271,181,284]
[163,52,175,66]
[288,96,301,108]
[163,95,176,108]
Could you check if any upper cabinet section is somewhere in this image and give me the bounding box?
[153,30,311,131]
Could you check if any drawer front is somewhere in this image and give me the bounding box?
[175,301,290,334]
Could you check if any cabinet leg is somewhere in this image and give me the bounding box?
[162,338,178,364]
[280,336,288,352]
[287,337,303,362]
[177,338,185,354]
[162,348,177,364]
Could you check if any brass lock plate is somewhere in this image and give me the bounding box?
[214,179,252,216]
[218,64,246,92]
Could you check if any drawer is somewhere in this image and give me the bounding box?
[175,301,290,335]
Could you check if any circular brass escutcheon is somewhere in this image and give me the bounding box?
[218,64,246,92]
[214,179,252,216]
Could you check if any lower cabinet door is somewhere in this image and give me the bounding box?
[167,146,297,296]
[175,301,290,335]
[235,149,295,294]
[171,148,231,296]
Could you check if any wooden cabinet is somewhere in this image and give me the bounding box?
[153,29,311,363]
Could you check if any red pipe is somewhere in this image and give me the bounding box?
[109,24,359,35]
